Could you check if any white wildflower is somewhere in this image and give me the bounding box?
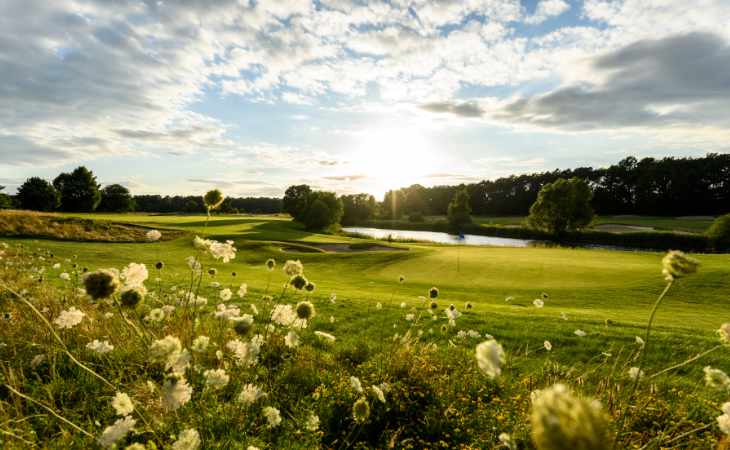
[476,339,505,379]
[172,428,200,450]
[98,416,136,448]
[304,413,320,432]
[263,406,282,428]
[285,331,299,348]
[371,385,385,403]
[59,272,70,281]
[87,339,114,354]
[191,336,210,353]
[204,369,230,389]
[237,384,266,405]
[283,260,304,276]
[121,263,148,288]
[533,299,544,308]
[350,376,363,393]
[219,288,232,301]
[704,366,730,390]
[574,329,587,337]
[111,392,134,416]
[54,307,85,329]
[544,340,552,351]
[314,331,336,342]
[628,367,644,380]
[162,375,192,411]
[146,229,162,242]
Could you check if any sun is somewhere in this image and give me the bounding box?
[350,125,437,198]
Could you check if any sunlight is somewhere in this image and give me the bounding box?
[351,125,437,198]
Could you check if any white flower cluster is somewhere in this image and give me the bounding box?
[194,236,237,263]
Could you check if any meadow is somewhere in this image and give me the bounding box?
[0,212,728,449]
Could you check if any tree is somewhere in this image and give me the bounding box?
[447,187,472,229]
[283,185,312,222]
[0,185,12,209]
[707,213,730,250]
[380,189,406,219]
[302,191,343,230]
[528,177,594,234]
[98,184,134,212]
[16,177,59,211]
[341,193,376,225]
[53,166,101,212]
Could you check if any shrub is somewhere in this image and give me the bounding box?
[447,187,472,229]
[528,177,594,235]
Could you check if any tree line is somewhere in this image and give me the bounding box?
[378,153,730,219]
[4,166,281,214]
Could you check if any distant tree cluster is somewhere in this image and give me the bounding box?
[282,185,343,230]
[379,154,730,218]
[9,166,281,214]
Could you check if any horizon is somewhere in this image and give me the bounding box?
[2,1,730,200]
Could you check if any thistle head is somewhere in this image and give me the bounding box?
[661,250,699,282]
[83,269,120,300]
[120,286,146,308]
[428,287,439,299]
[352,397,370,423]
[296,301,315,320]
[289,274,308,290]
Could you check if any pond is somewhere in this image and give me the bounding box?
[342,227,536,248]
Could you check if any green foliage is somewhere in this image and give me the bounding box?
[528,177,594,235]
[302,191,343,230]
[53,166,101,212]
[381,189,406,219]
[447,186,472,229]
[98,184,134,212]
[283,184,312,222]
[0,185,12,209]
[340,193,376,225]
[706,213,730,250]
[17,177,60,211]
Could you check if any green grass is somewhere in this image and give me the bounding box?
[469,214,715,233]
[1,213,728,448]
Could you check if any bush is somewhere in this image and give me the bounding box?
[302,192,343,230]
[707,213,730,250]
[447,187,472,229]
[16,177,59,211]
[528,177,594,235]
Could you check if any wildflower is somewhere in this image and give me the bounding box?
[191,336,209,353]
[533,299,544,308]
[717,402,730,435]
[54,307,85,329]
[215,303,241,320]
[428,286,439,299]
[400,302,406,308]
[266,258,276,270]
[304,413,320,432]
[263,406,282,428]
[271,304,296,327]
[146,230,162,242]
[186,256,201,272]
[84,269,120,300]
[149,335,184,370]
[399,275,405,283]
[296,301,315,320]
[560,312,568,320]
[219,288,232,301]
[661,250,699,281]
[329,315,335,323]
[120,286,146,308]
[208,268,218,276]
[376,302,382,310]
[505,296,514,302]
[285,331,299,348]
[405,313,415,321]
[305,281,316,292]
[350,376,363,393]
[121,263,148,288]
[226,337,262,367]
[162,373,192,411]
[314,331,336,342]
[718,322,730,346]
[574,329,587,337]
[541,292,549,299]
[59,272,70,281]
[465,302,473,310]
[98,416,136,448]
[126,444,146,450]
[172,428,200,450]
[628,367,644,380]
[290,274,308,290]
[703,366,730,390]
[329,292,337,303]
[146,308,165,322]
[204,369,230,390]
[476,339,505,379]
[371,385,386,403]
[544,341,552,351]
[499,433,516,450]
[283,260,304,277]
[111,392,134,416]
[52,262,61,269]
[250,303,259,315]
[233,315,254,336]
[352,397,370,423]
[238,384,266,405]
[194,237,237,263]
[635,336,645,347]
[530,383,611,450]
[238,283,248,298]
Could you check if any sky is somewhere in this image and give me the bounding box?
[1,0,730,199]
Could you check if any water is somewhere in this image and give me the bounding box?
[342,227,535,248]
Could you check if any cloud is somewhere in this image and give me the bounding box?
[493,32,730,130]
[322,175,368,181]
[525,0,570,24]
[420,101,484,117]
